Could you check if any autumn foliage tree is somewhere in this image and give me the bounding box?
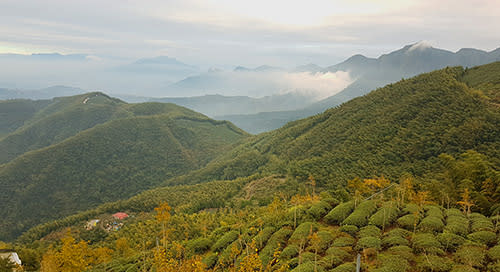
[155,202,173,248]
[40,229,112,272]
[457,188,474,215]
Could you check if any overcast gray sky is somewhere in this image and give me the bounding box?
[1,0,499,68]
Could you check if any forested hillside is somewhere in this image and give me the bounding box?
[171,63,499,188]
[0,99,52,138]
[220,44,500,133]
[9,167,500,272]
[0,93,128,163]
[0,62,498,271]
[0,97,248,240]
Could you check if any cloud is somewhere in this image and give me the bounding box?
[280,71,353,100]
[0,0,498,69]
[408,41,433,52]
[165,68,353,99]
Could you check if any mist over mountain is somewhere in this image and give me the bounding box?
[221,43,500,133]
[0,85,86,100]
[151,93,317,117]
[2,0,500,269]
[2,43,499,134]
[162,67,352,99]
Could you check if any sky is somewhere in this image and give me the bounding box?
[1,0,499,68]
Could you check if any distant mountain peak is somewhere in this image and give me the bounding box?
[133,56,191,67]
[407,41,433,52]
[208,67,223,73]
[293,63,324,73]
[254,65,280,72]
[234,66,251,72]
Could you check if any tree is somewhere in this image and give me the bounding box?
[155,202,173,249]
[40,229,112,272]
[309,232,321,272]
[412,191,432,208]
[116,237,132,257]
[457,188,474,215]
[397,177,415,205]
[238,240,262,272]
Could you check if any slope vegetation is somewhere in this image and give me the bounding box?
[0,98,248,240]
[0,99,52,138]
[222,44,500,133]
[169,63,500,187]
[0,93,128,163]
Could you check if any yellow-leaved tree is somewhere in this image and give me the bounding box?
[40,229,112,272]
[155,202,173,249]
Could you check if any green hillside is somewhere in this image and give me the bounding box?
[0,99,52,138]
[11,169,500,272]
[0,100,248,240]
[169,63,499,188]
[1,62,499,271]
[0,93,129,164]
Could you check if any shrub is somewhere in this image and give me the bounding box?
[186,237,213,254]
[280,244,299,260]
[319,254,342,270]
[290,261,323,272]
[286,206,308,226]
[212,230,239,252]
[313,230,334,253]
[324,201,355,224]
[425,205,444,220]
[218,240,242,264]
[331,262,356,272]
[289,222,318,243]
[454,245,486,268]
[369,204,400,228]
[412,233,444,255]
[358,225,381,238]
[418,216,444,233]
[445,208,465,218]
[342,200,378,227]
[397,214,419,230]
[467,231,497,246]
[356,236,382,251]
[325,247,351,260]
[445,216,469,236]
[386,245,415,261]
[307,201,332,220]
[300,252,318,263]
[260,227,293,265]
[382,235,409,248]
[402,203,420,214]
[332,236,356,247]
[470,213,494,232]
[319,191,338,206]
[202,253,218,269]
[415,255,452,272]
[489,245,500,262]
[320,247,350,269]
[253,227,275,250]
[339,225,358,236]
[373,254,410,272]
[437,232,465,252]
[385,228,411,238]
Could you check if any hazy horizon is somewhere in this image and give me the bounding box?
[1,0,499,68]
[1,0,499,98]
